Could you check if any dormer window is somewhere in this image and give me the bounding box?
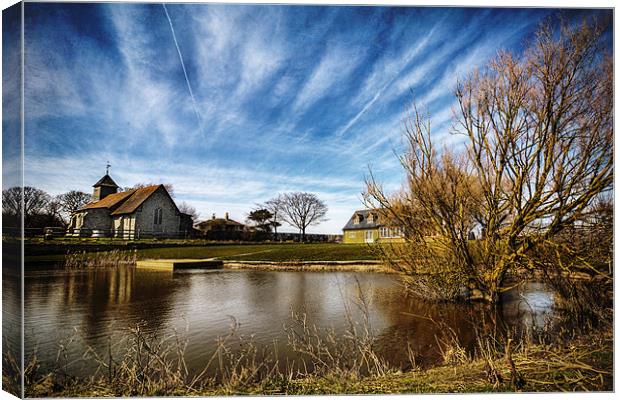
[353,213,363,224]
[367,213,375,224]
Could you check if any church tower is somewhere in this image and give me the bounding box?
[92,164,119,202]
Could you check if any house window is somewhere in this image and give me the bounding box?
[367,213,374,224]
[348,231,356,238]
[153,208,163,225]
[379,227,404,238]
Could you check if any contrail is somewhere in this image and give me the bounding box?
[162,4,202,127]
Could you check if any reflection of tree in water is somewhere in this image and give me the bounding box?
[242,270,286,311]
[242,271,322,325]
[372,291,497,369]
[287,272,311,314]
[371,282,556,370]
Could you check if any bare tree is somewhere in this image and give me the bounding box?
[178,201,199,221]
[262,194,284,240]
[56,190,91,222]
[2,186,22,229]
[366,18,612,303]
[45,199,65,227]
[280,192,328,242]
[2,186,21,218]
[2,186,52,228]
[23,186,51,222]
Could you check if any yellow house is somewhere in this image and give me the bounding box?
[342,209,404,244]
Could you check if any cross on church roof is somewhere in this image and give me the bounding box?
[106,161,111,175]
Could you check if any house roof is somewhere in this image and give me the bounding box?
[342,209,383,231]
[196,218,244,227]
[111,185,163,215]
[93,174,119,188]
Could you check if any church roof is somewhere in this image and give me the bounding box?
[80,189,136,211]
[111,185,163,215]
[79,184,175,216]
[93,174,119,188]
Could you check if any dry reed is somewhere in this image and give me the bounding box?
[64,249,138,269]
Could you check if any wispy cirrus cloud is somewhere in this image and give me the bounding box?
[235,25,287,97]
[292,42,365,113]
[335,15,447,138]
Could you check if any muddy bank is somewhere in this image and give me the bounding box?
[223,260,394,273]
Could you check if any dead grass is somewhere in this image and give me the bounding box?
[63,249,137,269]
[8,321,612,397]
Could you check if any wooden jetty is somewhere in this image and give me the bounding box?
[136,259,224,271]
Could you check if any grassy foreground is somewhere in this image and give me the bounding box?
[21,327,611,397]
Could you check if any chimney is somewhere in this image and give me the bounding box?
[225,212,229,220]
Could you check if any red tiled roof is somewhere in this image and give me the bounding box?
[79,184,167,216]
[111,185,162,215]
[80,189,136,210]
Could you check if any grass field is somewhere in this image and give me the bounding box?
[23,243,379,266]
[138,243,375,261]
[137,243,376,261]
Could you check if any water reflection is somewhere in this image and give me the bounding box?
[13,267,556,378]
[2,269,22,393]
[501,281,555,331]
[3,240,23,396]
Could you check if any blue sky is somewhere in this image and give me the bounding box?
[6,3,610,233]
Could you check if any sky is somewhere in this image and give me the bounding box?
[2,3,611,233]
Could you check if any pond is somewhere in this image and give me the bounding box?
[4,267,555,378]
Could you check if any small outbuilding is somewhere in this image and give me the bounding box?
[195,213,245,240]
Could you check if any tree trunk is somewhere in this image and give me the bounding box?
[467,284,501,303]
[468,268,507,304]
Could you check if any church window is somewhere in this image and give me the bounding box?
[154,208,163,225]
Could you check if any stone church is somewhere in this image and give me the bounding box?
[69,173,192,238]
